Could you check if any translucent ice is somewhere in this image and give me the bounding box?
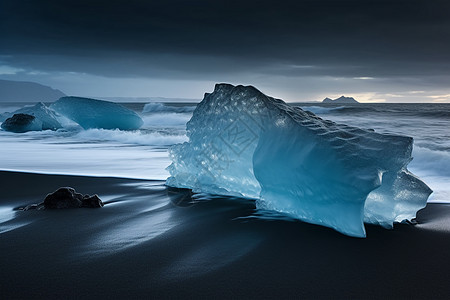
[50,97,143,130]
[166,84,432,237]
[0,102,62,130]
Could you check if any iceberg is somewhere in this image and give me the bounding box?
[0,102,62,130]
[166,84,432,237]
[50,97,143,130]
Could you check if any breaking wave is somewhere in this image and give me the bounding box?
[409,146,450,202]
[142,102,196,114]
[74,128,187,146]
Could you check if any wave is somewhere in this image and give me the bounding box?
[73,128,187,146]
[409,146,450,202]
[142,113,191,127]
[299,104,450,119]
[300,105,401,116]
[142,102,196,114]
[416,110,450,119]
[298,105,385,115]
[299,106,345,114]
[410,146,450,177]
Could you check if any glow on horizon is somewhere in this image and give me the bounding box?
[428,94,450,102]
[1,67,450,103]
[353,77,375,80]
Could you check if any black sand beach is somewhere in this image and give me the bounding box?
[1,170,450,299]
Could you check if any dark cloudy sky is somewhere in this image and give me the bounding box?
[1,0,449,102]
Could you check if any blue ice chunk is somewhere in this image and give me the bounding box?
[0,102,62,130]
[50,97,143,130]
[166,84,432,237]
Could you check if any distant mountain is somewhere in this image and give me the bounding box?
[322,96,359,104]
[0,79,66,102]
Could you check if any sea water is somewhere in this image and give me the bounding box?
[0,101,448,202]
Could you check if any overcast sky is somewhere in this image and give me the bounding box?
[1,0,450,102]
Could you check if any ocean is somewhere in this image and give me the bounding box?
[0,101,448,202]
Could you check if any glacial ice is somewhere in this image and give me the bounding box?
[166,84,432,237]
[50,97,143,130]
[0,102,62,130]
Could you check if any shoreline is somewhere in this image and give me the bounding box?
[1,170,450,299]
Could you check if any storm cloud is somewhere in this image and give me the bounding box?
[1,0,449,101]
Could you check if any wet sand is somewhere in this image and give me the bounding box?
[1,170,450,299]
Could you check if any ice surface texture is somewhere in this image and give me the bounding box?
[51,97,143,130]
[166,84,432,237]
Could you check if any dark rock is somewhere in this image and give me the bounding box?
[81,194,104,208]
[0,102,62,130]
[44,187,83,209]
[1,113,42,133]
[43,187,103,209]
[322,96,359,104]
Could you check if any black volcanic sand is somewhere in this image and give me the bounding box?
[1,170,450,299]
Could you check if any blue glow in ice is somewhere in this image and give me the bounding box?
[51,97,143,130]
[166,84,432,237]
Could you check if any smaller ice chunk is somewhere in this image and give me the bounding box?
[0,102,62,130]
[1,113,42,133]
[50,97,143,130]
